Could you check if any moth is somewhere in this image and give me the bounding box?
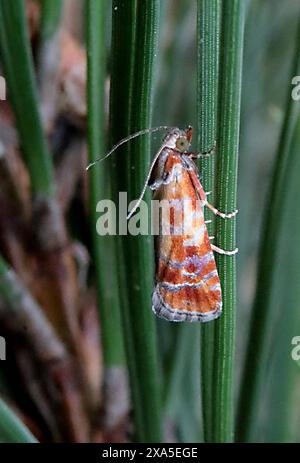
[87,126,238,323]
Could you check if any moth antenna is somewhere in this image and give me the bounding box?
[127,143,167,220]
[86,126,169,170]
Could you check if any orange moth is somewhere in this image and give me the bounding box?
[87,126,238,323]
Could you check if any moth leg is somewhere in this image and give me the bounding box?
[205,201,238,219]
[211,244,238,255]
[188,141,216,159]
[205,219,212,224]
[209,236,215,240]
[205,191,212,196]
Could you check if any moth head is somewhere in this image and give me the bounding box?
[163,127,181,149]
[175,126,193,152]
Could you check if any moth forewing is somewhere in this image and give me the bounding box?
[150,134,222,323]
